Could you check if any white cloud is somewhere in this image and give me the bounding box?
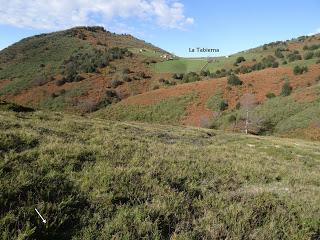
[308,28,320,36]
[0,0,193,30]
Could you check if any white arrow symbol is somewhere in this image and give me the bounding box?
[35,208,47,224]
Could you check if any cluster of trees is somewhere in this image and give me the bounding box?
[57,47,132,85]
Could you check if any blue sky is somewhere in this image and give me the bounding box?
[0,0,319,57]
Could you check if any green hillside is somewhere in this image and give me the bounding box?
[1,104,320,239]
[154,34,320,74]
[0,26,167,96]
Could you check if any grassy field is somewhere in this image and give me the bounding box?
[154,38,320,74]
[1,104,320,239]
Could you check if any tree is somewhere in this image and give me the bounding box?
[240,93,257,134]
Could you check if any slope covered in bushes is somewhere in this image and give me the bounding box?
[1,107,320,239]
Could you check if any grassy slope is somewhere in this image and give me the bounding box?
[0,27,168,108]
[1,107,320,239]
[0,33,87,95]
[97,65,320,140]
[95,93,195,125]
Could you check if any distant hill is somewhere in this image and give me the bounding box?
[0,26,169,111]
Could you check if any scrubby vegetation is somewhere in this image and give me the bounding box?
[0,33,85,95]
[182,72,200,83]
[275,48,285,58]
[211,95,320,139]
[266,92,276,99]
[0,106,320,239]
[95,93,195,124]
[227,74,243,86]
[304,51,314,60]
[287,51,302,62]
[60,47,132,84]
[235,56,246,64]
[281,82,293,96]
[293,65,308,75]
[206,90,228,111]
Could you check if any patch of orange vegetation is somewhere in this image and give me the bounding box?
[1,53,168,109]
[121,64,320,126]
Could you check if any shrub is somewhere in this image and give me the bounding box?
[59,89,66,95]
[266,92,276,99]
[74,74,85,82]
[293,66,308,75]
[200,70,210,77]
[182,72,200,83]
[77,100,97,113]
[314,50,320,58]
[33,75,49,86]
[236,102,241,109]
[304,51,314,60]
[51,93,58,98]
[287,52,302,62]
[275,48,284,58]
[122,75,131,82]
[282,60,288,65]
[228,115,237,123]
[137,71,149,79]
[111,79,123,88]
[235,56,246,64]
[272,62,279,68]
[281,82,292,96]
[219,100,228,111]
[262,55,277,67]
[316,75,320,82]
[122,68,130,74]
[227,74,243,86]
[317,59,320,64]
[308,44,320,50]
